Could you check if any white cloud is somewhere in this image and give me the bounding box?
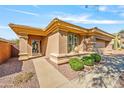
[0,25,9,29]
[118,5,124,9]
[6,9,40,17]
[60,17,124,24]
[57,14,91,23]
[98,6,108,12]
[119,13,124,17]
[81,20,124,24]
[97,6,123,13]
[51,12,124,24]
[32,5,40,8]
[51,12,91,22]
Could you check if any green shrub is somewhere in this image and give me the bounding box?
[69,58,84,71]
[81,56,94,66]
[90,53,101,63]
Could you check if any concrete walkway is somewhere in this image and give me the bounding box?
[32,57,75,88]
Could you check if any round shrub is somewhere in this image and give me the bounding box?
[90,53,101,63]
[81,56,94,66]
[69,58,84,71]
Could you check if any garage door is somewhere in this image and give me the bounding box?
[96,39,106,48]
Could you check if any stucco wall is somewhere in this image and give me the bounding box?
[0,41,11,64]
[25,31,113,57]
[41,37,48,56]
[11,44,19,57]
[59,31,68,54]
[28,33,61,56]
[45,31,60,56]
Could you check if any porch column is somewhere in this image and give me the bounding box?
[18,35,29,60]
[87,35,96,52]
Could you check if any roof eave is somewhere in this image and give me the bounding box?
[9,23,46,36]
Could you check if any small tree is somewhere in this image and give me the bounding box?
[10,39,19,46]
[119,30,124,33]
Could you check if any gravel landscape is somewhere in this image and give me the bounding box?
[0,58,39,88]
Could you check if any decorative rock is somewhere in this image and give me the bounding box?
[102,66,108,72]
[118,73,124,86]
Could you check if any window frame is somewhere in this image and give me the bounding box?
[67,33,79,53]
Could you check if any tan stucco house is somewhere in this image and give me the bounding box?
[9,18,115,64]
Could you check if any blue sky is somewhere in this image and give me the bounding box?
[0,5,124,40]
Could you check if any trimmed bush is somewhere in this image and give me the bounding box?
[81,56,94,66]
[90,53,101,63]
[69,58,84,71]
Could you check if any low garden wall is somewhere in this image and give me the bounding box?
[49,52,94,64]
[0,40,11,64]
[0,39,19,64]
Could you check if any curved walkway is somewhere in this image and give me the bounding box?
[32,57,76,88]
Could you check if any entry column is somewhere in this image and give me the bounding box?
[87,35,96,52]
[18,35,29,60]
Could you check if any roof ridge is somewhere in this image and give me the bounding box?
[55,18,89,30]
[92,27,115,37]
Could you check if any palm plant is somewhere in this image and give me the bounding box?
[113,33,122,50]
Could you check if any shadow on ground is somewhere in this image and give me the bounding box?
[0,57,23,77]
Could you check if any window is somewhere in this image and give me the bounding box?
[67,33,79,53]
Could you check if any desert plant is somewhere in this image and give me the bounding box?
[119,29,124,33]
[13,72,34,86]
[112,33,122,50]
[90,53,101,63]
[69,58,84,71]
[10,39,19,46]
[81,56,94,66]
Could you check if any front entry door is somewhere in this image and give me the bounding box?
[32,40,41,56]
